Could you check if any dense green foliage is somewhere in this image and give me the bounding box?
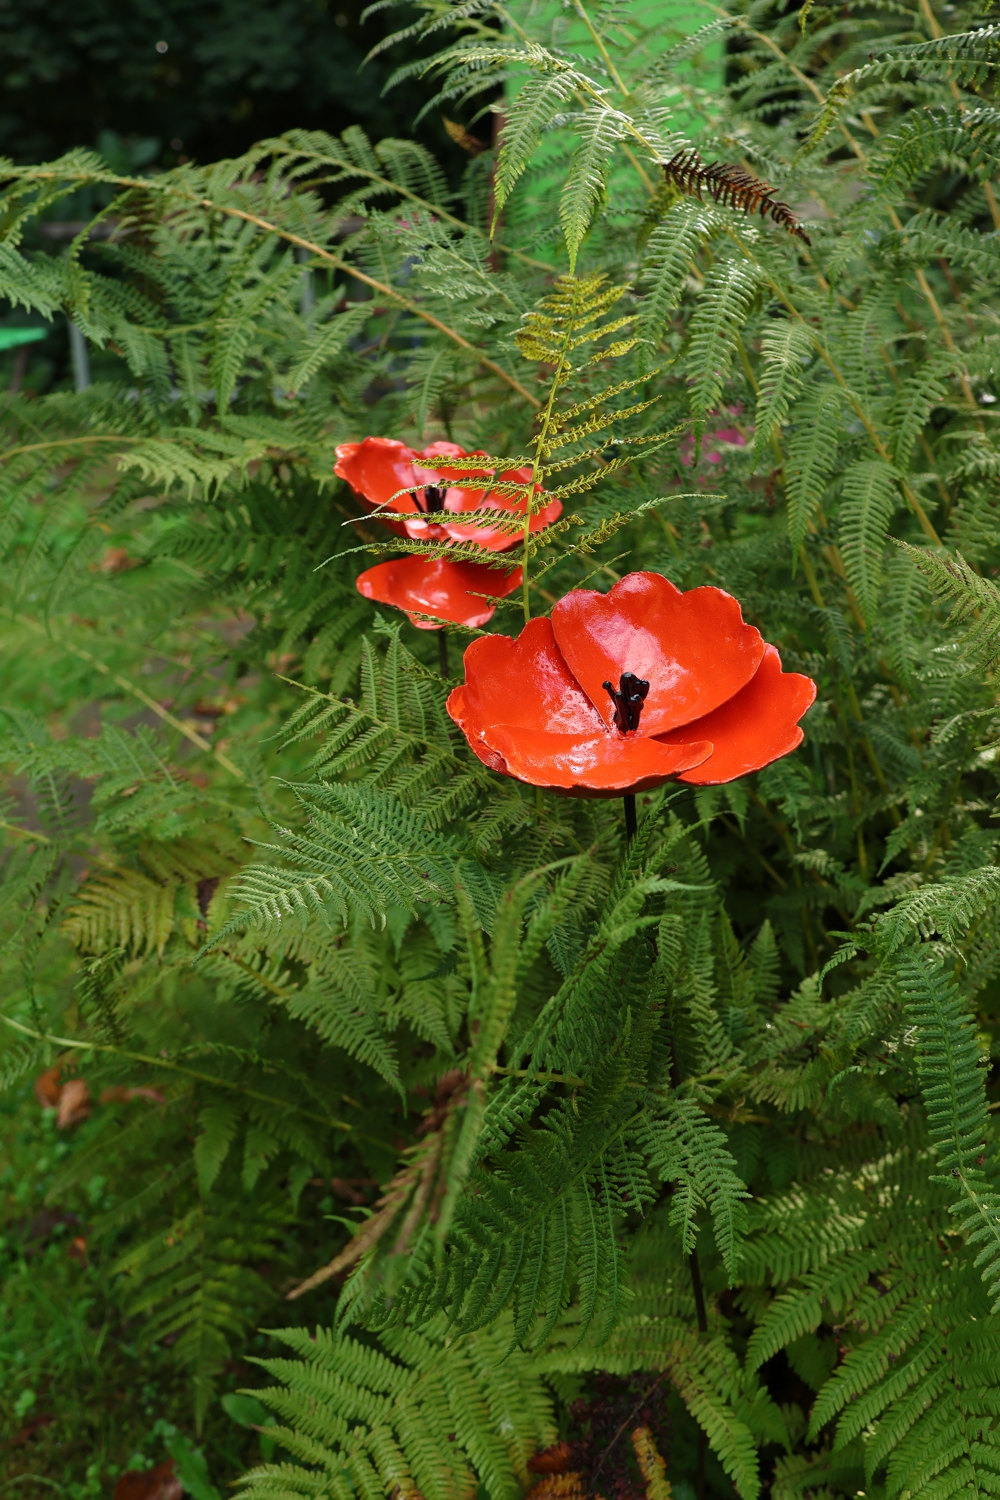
[1,0,1000,1493]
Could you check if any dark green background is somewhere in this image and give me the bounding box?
[0,0,457,393]
[0,0,426,167]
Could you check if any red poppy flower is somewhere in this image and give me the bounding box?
[334,436,561,552]
[356,555,522,631]
[446,571,815,795]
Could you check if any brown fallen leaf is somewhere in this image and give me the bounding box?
[526,1473,590,1500]
[267,650,299,674]
[10,1412,56,1446]
[442,116,487,155]
[100,547,136,574]
[529,1443,576,1475]
[196,877,219,917]
[67,1235,88,1267]
[56,1077,91,1129]
[113,1459,182,1500]
[34,1064,63,1108]
[99,1085,166,1105]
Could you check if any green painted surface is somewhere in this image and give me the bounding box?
[0,326,48,350]
[503,0,725,255]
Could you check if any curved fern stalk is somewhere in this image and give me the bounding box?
[2,1015,357,1134]
[0,156,543,409]
[805,27,1000,151]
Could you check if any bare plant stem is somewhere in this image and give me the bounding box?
[11,166,542,409]
[623,792,637,842]
[689,1244,710,1500]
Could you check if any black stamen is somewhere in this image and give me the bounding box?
[603,671,650,733]
[422,484,445,513]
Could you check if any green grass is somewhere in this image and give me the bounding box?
[0,1091,273,1496]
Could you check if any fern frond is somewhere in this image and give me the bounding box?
[897,543,1000,671]
[838,459,900,624]
[560,106,628,270]
[754,320,814,465]
[63,870,176,957]
[236,1317,556,1500]
[686,254,761,424]
[896,949,1000,1306]
[638,1093,750,1278]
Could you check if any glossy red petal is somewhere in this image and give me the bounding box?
[551,571,765,735]
[476,725,713,796]
[337,439,493,542]
[447,617,601,742]
[441,466,563,553]
[415,441,470,463]
[657,644,816,784]
[356,556,521,630]
[335,437,422,512]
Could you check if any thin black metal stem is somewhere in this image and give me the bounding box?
[690,1247,709,1500]
[623,792,637,842]
[689,1248,708,1333]
[438,628,449,678]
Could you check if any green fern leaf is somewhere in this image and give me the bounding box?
[560,106,627,271]
[785,382,847,556]
[753,320,813,465]
[686,254,760,426]
[838,459,900,625]
[194,1101,241,1194]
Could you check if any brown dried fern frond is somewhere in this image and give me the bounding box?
[661,149,812,243]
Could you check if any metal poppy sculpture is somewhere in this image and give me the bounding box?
[447,571,815,828]
[335,437,561,630]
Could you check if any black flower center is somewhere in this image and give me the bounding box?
[420,484,445,513]
[603,671,649,733]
